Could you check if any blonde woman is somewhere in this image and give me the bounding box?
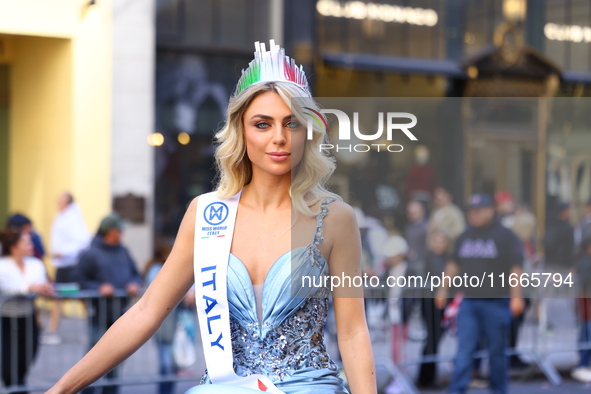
[47,40,376,394]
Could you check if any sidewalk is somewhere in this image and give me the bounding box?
[370,298,589,393]
[27,314,205,393]
[22,298,590,393]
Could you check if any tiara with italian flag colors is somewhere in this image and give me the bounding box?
[234,40,311,96]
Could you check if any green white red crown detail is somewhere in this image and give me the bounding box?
[234,39,310,96]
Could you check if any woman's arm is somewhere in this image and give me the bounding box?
[326,201,377,394]
[47,198,200,394]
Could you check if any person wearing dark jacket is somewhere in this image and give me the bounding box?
[543,202,575,272]
[405,200,428,275]
[417,230,450,388]
[77,214,140,394]
[436,193,525,394]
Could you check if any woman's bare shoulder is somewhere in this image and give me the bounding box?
[322,199,358,238]
[182,196,199,224]
[173,195,203,243]
[185,194,205,217]
[324,199,355,221]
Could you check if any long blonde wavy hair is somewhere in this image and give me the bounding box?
[214,81,341,216]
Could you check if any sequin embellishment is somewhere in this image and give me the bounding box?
[230,288,337,381]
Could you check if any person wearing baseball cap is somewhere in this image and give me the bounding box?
[97,214,124,235]
[436,193,524,394]
[76,213,140,394]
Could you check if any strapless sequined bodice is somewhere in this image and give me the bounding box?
[199,198,348,394]
[228,244,335,381]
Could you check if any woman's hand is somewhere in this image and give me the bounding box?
[29,282,55,297]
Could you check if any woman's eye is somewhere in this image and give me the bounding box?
[286,121,302,129]
[255,122,270,129]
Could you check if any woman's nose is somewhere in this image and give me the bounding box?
[272,124,287,145]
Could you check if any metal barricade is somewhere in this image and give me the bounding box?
[0,291,202,394]
[365,281,584,393]
[3,284,588,393]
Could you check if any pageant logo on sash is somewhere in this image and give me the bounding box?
[204,202,229,225]
[201,202,230,238]
[194,191,285,394]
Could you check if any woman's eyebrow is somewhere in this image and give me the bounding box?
[249,114,296,121]
[250,114,273,120]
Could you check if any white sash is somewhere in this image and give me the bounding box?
[194,191,285,393]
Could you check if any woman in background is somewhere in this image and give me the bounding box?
[0,228,54,394]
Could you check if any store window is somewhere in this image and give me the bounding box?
[543,0,591,71]
[157,0,270,50]
[547,98,591,220]
[316,0,446,59]
[463,0,505,57]
[155,0,274,239]
[156,0,184,40]
[154,52,252,238]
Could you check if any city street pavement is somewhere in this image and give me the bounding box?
[18,298,590,393]
[27,312,205,393]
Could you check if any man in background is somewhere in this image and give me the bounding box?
[77,214,140,394]
[543,202,574,272]
[436,193,524,394]
[405,200,428,275]
[51,192,90,281]
[44,192,91,345]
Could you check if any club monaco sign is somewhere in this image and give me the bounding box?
[544,23,591,43]
[316,0,438,27]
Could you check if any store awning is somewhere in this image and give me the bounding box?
[562,70,591,84]
[322,52,467,78]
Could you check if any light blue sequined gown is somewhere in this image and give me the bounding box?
[186,198,348,394]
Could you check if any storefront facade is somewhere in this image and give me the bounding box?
[154,0,281,239]
[154,0,591,239]
[0,0,155,268]
[309,0,591,231]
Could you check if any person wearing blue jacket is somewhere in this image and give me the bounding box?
[77,214,141,394]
